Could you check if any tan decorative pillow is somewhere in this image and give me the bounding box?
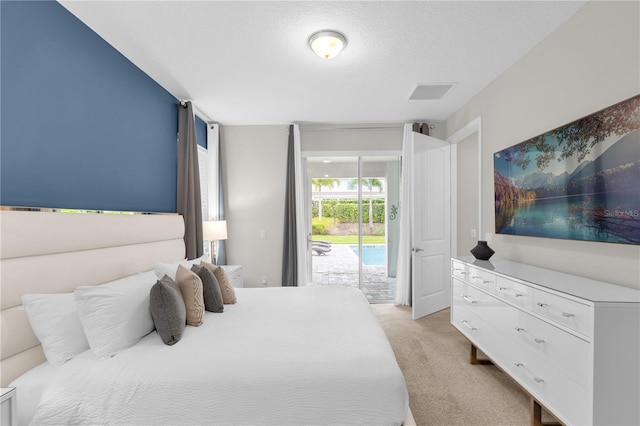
[175,265,204,326]
[201,261,237,304]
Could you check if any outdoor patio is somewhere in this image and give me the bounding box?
[310,244,396,302]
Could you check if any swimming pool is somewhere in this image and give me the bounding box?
[350,245,386,265]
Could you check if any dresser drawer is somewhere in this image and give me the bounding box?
[467,266,497,294]
[477,293,592,391]
[496,277,533,310]
[452,279,497,317]
[510,309,592,390]
[501,343,591,426]
[533,290,593,338]
[451,260,469,281]
[451,304,497,357]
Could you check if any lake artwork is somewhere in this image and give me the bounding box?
[494,95,640,245]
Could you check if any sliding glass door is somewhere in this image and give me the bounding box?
[305,154,400,302]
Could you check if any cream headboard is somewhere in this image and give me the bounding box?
[0,210,186,386]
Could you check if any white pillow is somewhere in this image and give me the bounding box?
[154,255,210,280]
[22,293,89,365]
[74,270,157,358]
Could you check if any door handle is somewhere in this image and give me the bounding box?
[412,247,424,253]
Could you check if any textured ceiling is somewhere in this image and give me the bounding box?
[59,1,585,125]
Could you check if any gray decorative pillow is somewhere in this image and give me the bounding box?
[149,275,186,345]
[201,261,237,304]
[192,265,224,313]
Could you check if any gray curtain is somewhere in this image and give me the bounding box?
[216,134,227,265]
[177,101,203,259]
[412,122,430,135]
[281,125,297,286]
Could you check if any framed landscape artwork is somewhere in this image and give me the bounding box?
[494,95,640,245]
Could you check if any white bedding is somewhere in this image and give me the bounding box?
[30,287,408,425]
[9,361,59,425]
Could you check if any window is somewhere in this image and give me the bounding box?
[198,145,210,258]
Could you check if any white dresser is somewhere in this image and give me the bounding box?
[451,256,640,426]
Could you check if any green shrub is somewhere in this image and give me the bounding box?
[334,203,358,222]
[311,198,386,223]
[312,222,326,235]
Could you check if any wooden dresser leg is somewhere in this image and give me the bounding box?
[470,344,493,365]
[531,397,543,426]
[531,397,562,426]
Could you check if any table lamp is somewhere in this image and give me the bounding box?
[203,220,227,265]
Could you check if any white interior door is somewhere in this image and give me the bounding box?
[411,132,451,320]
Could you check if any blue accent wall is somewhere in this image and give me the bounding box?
[1,0,195,213]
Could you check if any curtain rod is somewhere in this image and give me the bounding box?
[297,124,404,131]
[180,100,216,125]
[296,122,436,131]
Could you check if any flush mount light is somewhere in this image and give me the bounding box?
[308,30,347,59]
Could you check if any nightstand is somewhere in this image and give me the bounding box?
[0,388,16,426]
[221,265,243,288]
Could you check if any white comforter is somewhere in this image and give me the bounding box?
[31,287,408,425]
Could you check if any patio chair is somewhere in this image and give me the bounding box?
[312,240,332,255]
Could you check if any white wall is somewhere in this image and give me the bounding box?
[220,125,288,287]
[456,132,479,257]
[300,126,403,152]
[446,1,640,289]
[222,123,416,287]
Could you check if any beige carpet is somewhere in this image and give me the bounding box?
[371,304,556,426]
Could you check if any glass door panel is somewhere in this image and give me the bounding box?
[308,156,359,288]
[359,156,400,302]
[305,155,400,302]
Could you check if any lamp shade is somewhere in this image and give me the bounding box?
[203,220,227,241]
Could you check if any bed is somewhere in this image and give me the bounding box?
[0,209,409,425]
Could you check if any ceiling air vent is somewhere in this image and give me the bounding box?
[409,83,455,100]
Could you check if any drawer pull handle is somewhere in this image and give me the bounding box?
[461,320,477,331]
[462,295,477,304]
[499,287,524,297]
[513,362,545,383]
[537,303,575,318]
[514,327,546,344]
[471,275,493,284]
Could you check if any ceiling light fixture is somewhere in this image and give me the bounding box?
[308,30,347,59]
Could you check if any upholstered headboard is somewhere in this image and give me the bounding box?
[0,209,186,386]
